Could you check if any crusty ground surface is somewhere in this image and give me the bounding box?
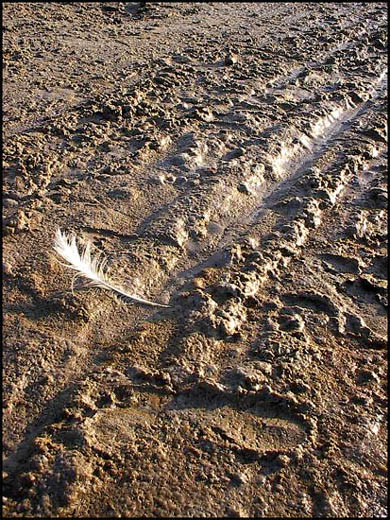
[3,2,388,517]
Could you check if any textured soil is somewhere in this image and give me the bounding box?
[2,2,388,517]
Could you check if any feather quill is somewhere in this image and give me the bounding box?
[53,228,170,308]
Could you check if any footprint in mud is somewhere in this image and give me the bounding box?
[281,291,342,323]
[5,375,312,517]
[320,253,362,274]
[65,379,313,501]
[164,386,310,461]
[340,274,388,307]
[280,289,386,348]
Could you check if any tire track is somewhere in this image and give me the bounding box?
[120,67,387,303]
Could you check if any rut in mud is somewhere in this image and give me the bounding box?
[3,2,388,518]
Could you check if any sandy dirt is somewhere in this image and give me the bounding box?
[2,2,388,517]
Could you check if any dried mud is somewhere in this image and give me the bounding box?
[2,2,388,518]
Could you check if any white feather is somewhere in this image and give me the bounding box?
[53,228,170,308]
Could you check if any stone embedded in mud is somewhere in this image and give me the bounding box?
[192,276,207,290]
[274,453,291,467]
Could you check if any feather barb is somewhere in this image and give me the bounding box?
[53,228,170,308]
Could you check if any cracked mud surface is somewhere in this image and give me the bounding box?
[2,2,388,517]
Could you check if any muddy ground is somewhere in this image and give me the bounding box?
[2,2,388,517]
